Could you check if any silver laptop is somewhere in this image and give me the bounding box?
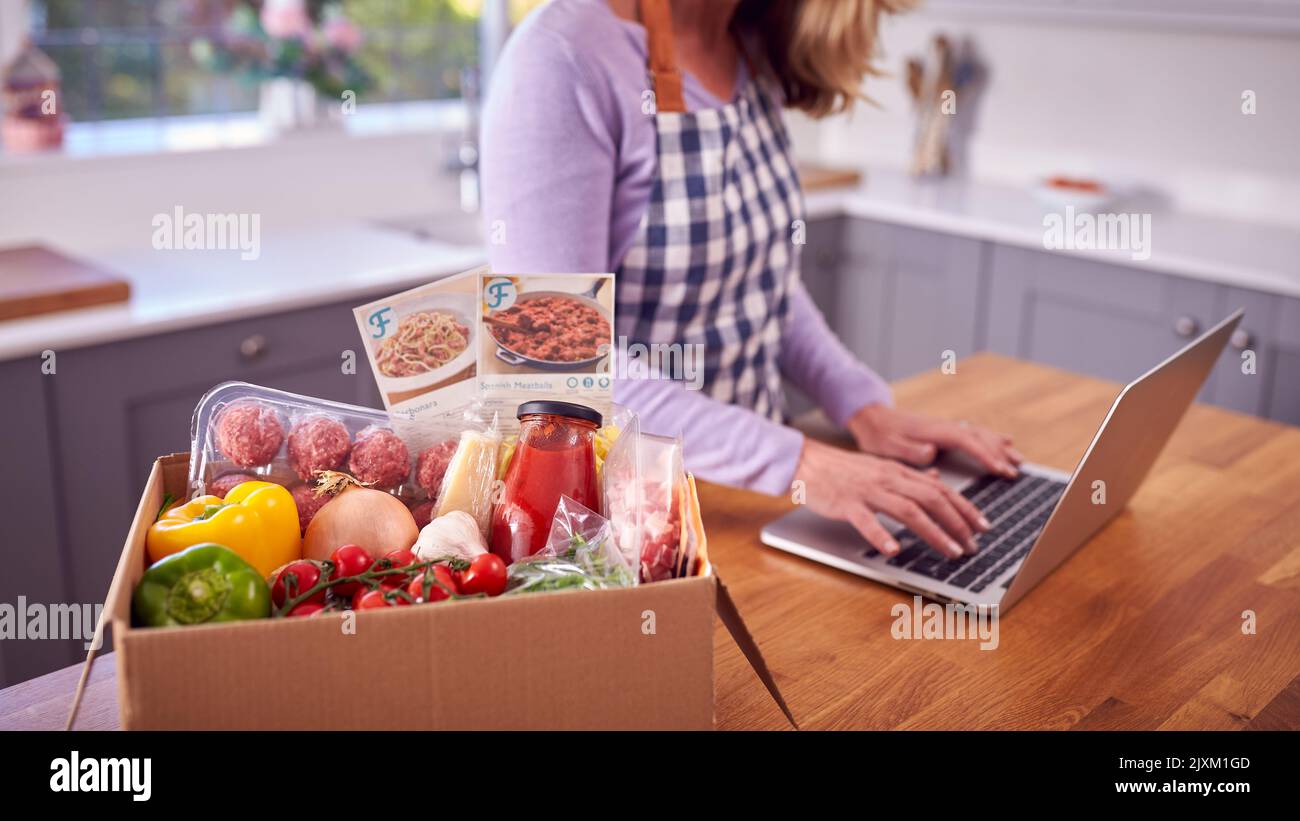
[761,310,1243,613]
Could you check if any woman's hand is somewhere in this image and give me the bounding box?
[847,404,1023,479]
[793,439,991,559]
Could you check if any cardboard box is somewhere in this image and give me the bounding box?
[85,454,792,730]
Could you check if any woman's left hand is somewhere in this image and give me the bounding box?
[847,404,1023,479]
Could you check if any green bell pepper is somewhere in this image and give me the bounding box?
[133,543,271,627]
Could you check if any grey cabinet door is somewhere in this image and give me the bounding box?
[1206,286,1277,417]
[0,359,79,684]
[785,216,847,416]
[826,218,890,373]
[797,215,844,312]
[879,223,984,380]
[1259,295,1300,425]
[837,220,983,381]
[50,299,380,612]
[986,245,1220,393]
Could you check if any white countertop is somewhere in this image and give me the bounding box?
[0,223,485,361]
[3,169,1297,361]
[805,168,1300,299]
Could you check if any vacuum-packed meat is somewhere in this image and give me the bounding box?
[208,472,259,499]
[415,439,458,499]
[348,426,410,489]
[215,403,284,467]
[291,483,330,533]
[287,414,351,482]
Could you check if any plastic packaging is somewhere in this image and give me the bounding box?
[603,425,688,583]
[432,415,502,537]
[505,496,636,595]
[188,382,473,532]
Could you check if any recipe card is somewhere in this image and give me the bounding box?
[475,272,615,431]
[354,268,615,434]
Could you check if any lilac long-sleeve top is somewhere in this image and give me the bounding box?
[480,0,891,495]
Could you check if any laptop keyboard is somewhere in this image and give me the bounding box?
[863,473,1067,593]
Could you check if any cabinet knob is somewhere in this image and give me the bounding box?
[239,334,268,361]
[1173,316,1199,338]
[1230,329,1252,350]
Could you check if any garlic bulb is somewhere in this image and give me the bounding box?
[413,511,488,564]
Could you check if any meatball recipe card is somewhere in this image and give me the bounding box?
[475,272,615,431]
[354,268,615,434]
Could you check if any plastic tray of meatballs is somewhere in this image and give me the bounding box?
[191,382,464,535]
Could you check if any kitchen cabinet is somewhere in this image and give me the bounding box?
[785,216,846,416]
[850,221,983,380]
[796,215,1300,426]
[1223,290,1300,424]
[799,216,983,382]
[0,359,78,682]
[985,244,1219,396]
[1206,286,1275,416]
[48,299,382,612]
[985,245,1300,422]
[1263,298,1300,423]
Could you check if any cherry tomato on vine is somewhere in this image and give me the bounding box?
[455,553,508,597]
[378,548,418,589]
[328,544,373,597]
[271,560,327,608]
[286,601,327,617]
[353,588,409,610]
[407,564,458,603]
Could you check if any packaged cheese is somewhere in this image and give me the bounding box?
[434,424,502,537]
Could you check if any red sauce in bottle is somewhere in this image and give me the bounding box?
[490,403,601,563]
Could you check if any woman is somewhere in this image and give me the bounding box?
[481,0,1021,559]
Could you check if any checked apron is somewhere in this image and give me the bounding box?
[615,0,804,423]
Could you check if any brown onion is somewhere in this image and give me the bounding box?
[302,472,419,562]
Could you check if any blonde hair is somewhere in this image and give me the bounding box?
[736,0,915,118]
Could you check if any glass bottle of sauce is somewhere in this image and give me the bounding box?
[490,401,602,563]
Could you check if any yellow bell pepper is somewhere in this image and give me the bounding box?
[147,481,301,577]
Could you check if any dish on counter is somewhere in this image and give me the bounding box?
[1033,175,1113,212]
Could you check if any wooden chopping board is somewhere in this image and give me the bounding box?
[797,163,863,192]
[0,245,131,321]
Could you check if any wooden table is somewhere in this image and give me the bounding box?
[4,354,1298,730]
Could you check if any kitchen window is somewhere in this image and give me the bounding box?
[2,0,542,156]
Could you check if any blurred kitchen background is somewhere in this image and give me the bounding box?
[0,0,1298,685]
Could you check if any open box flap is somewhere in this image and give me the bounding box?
[715,573,799,729]
[66,454,186,730]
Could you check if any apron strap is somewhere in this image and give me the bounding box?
[638,0,763,114]
[640,0,687,113]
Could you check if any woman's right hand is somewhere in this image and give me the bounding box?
[793,439,991,560]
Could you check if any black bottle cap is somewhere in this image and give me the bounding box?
[516,400,602,426]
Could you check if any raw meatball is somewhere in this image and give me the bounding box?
[215,403,284,467]
[409,500,435,530]
[209,472,259,498]
[287,415,351,482]
[348,427,410,489]
[415,439,458,499]
[292,484,330,533]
